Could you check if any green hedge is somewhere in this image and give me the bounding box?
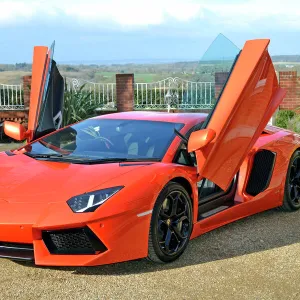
[275,110,296,129]
[72,90,114,105]
[287,114,300,133]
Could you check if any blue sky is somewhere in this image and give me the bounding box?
[1,0,300,63]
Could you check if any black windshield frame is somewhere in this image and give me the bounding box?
[24,119,184,163]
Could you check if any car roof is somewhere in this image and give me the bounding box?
[94,111,208,125]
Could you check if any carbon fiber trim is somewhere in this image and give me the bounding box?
[0,242,34,261]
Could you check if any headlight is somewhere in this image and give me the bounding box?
[67,186,124,213]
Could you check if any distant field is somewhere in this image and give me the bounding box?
[0,70,180,84]
[274,62,300,65]
[94,72,171,83]
[0,61,200,84]
[2,59,300,85]
[0,71,31,84]
[134,74,157,82]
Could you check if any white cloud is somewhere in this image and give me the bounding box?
[0,1,36,24]
[203,0,300,29]
[0,0,203,26]
[1,0,300,29]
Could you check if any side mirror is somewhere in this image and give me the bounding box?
[4,121,27,141]
[188,128,216,153]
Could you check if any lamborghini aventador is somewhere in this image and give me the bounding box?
[0,39,299,266]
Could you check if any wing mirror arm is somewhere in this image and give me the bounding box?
[174,128,188,144]
[187,128,216,153]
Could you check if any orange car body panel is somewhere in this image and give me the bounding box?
[0,39,298,266]
[3,46,49,142]
[195,39,286,191]
[191,127,298,238]
[27,46,49,141]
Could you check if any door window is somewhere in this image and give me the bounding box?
[174,122,203,166]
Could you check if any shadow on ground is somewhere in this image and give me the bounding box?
[17,209,300,276]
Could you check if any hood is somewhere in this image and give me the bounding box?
[0,153,146,203]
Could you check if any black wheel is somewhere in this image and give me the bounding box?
[148,182,193,263]
[280,150,300,211]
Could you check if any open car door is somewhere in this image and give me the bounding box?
[27,41,64,141]
[188,39,286,191]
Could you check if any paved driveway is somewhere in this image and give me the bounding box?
[1,144,300,299]
[1,209,300,299]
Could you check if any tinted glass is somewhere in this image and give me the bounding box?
[196,34,240,128]
[34,41,64,139]
[25,119,183,161]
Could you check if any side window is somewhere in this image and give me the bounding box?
[176,146,195,166]
[174,122,203,166]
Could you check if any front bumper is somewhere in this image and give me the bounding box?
[0,200,152,266]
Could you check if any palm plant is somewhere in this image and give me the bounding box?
[63,83,98,127]
[287,114,300,133]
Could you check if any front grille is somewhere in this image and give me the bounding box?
[0,242,34,261]
[42,227,107,255]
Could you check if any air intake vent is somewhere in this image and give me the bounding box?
[246,150,276,196]
[42,227,107,255]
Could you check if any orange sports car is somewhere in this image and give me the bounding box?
[0,39,299,266]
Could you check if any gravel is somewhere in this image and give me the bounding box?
[1,209,300,299]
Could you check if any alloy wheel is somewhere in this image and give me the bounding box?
[157,191,191,256]
[288,156,300,207]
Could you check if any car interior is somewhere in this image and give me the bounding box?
[174,122,236,221]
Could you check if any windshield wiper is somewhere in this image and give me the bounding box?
[24,153,63,159]
[68,158,160,165]
[24,153,160,164]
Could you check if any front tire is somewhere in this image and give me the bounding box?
[147,182,193,263]
[280,150,300,211]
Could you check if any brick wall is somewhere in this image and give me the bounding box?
[23,75,32,109]
[278,71,300,110]
[214,71,300,112]
[116,74,134,112]
[0,111,28,123]
[0,76,31,124]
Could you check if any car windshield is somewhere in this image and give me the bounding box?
[24,119,183,163]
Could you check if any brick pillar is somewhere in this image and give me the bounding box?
[116,74,134,112]
[22,75,32,126]
[215,72,229,99]
[23,75,32,109]
[279,71,300,110]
